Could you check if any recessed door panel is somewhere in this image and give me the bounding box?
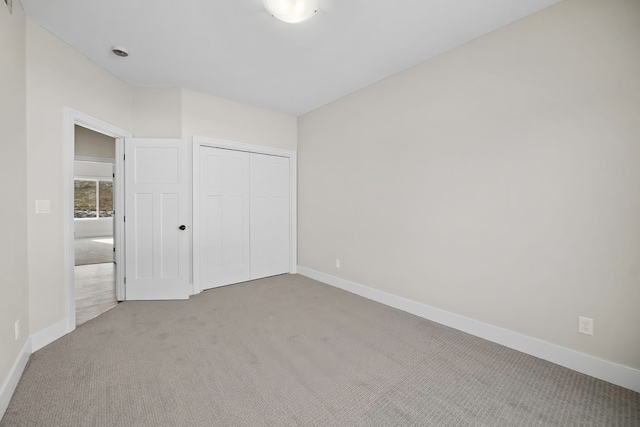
[205,195,223,271]
[250,153,290,280]
[135,147,179,184]
[160,193,180,278]
[134,193,154,279]
[199,146,250,289]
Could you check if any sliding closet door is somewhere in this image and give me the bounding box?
[250,153,290,280]
[199,146,250,289]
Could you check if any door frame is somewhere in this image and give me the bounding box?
[192,136,297,295]
[63,107,131,332]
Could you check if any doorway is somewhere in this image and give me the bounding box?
[73,126,117,325]
[64,108,131,332]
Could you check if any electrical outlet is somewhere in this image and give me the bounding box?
[578,316,594,336]
[14,320,20,340]
[335,259,340,268]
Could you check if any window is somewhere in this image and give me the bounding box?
[74,179,113,218]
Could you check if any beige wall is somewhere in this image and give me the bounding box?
[75,126,115,159]
[26,20,133,335]
[133,87,298,146]
[181,89,297,151]
[132,87,182,138]
[298,0,640,369]
[0,0,29,394]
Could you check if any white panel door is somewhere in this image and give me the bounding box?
[250,153,290,280]
[199,146,250,289]
[125,138,191,300]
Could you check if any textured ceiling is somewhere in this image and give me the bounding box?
[20,0,561,116]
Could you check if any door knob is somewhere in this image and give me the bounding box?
[179,225,187,230]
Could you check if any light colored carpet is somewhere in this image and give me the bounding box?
[2,274,638,426]
[75,237,114,266]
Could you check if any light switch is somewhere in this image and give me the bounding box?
[36,200,51,214]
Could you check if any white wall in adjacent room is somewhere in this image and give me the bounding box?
[75,126,115,159]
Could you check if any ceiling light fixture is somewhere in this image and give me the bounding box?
[264,0,319,24]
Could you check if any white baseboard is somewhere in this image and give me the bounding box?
[74,232,113,239]
[31,319,68,352]
[1,319,72,420]
[0,339,31,419]
[297,266,640,393]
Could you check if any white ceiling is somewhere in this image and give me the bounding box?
[20,0,561,116]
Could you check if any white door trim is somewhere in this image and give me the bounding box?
[192,136,297,295]
[114,138,125,298]
[63,108,132,333]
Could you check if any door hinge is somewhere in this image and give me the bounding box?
[124,216,126,222]
[124,277,126,284]
[113,247,115,252]
[113,173,115,178]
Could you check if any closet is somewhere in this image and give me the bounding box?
[198,145,291,290]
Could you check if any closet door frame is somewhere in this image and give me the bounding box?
[192,136,297,295]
